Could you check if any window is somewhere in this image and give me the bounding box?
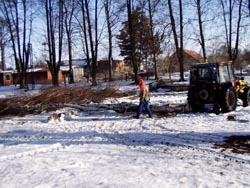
[219,65,230,83]
[5,74,10,80]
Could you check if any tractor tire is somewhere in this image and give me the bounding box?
[188,89,203,112]
[198,88,210,101]
[242,89,250,107]
[221,87,237,113]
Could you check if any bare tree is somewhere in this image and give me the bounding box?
[220,0,243,63]
[0,0,34,88]
[77,0,91,82]
[103,0,119,81]
[64,0,76,84]
[80,0,99,85]
[167,0,185,81]
[193,0,207,62]
[0,17,8,70]
[147,0,162,80]
[44,0,64,86]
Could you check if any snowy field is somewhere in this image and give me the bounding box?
[0,80,250,188]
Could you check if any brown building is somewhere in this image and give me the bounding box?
[167,49,202,73]
[0,71,13,86]
[97,60,125,73]
[0,69,64,86]
[13,69,63,85]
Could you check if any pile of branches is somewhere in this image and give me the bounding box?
[0,86,124,117]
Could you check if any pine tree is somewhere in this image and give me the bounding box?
[117,7,160,77]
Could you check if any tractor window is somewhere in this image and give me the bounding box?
[228,65,235,80]
[190,69,198,82]
[200,67,217,81]
[201,68,212,79]
[190,67,218,83]
[219,65,231,83]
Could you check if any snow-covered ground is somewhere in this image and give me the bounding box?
[0,80,250,188]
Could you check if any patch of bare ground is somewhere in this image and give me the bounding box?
[215,135,250,154]
[0,86,124,117]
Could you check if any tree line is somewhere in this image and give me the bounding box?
[0,0,250,87]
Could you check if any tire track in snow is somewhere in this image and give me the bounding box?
[101,123,250,165]
[101,130,250,165]
[79,119,250,165]
[0,143,64,160]
[77,119,250,165]
[1,118,250,165]
[0,133,111,161]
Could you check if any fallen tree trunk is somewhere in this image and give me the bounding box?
[63,102,189,115]
[0,100,189,117]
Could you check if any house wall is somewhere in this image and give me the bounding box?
[183,54,200,71]
[97,60,124,73]
[0,72,13,86]
[167,51,201,73]
[13,70,63,85]
[61,67,84,83]
[73,67,84,82]
[30,71,49,84]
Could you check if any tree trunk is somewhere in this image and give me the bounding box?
[45,0,63,86]
[127,0,138,83]
[148,0,158,80]
[64,1,75,84]
[196,0,207,62]
[178,0,184,81]
[0,42,6,70]
[85,0,98,85]
[1,0,33,88]
[80,0,91,82]
[104,0,113,82]
[221,0,243,63]
[168,0,184,81]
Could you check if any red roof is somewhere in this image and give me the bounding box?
[183,49,202,61]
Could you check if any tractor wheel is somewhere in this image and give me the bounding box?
[188,89,203,112]
[242,89,250,107]
[198,89,209,101]
[221,87,237,113]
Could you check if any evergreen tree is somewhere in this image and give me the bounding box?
[117,7,160,77]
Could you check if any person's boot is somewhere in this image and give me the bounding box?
[133,115,139,119]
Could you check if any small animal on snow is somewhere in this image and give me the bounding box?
[48,113,65,123]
